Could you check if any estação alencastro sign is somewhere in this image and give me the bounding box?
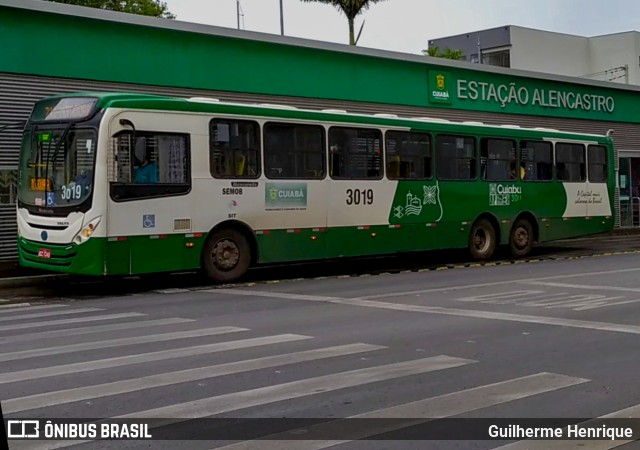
[457,79,615,113]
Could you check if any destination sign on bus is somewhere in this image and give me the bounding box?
[30,178,52,191]
[32,97,98,122]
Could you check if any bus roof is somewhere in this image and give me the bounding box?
[50,92,613,142]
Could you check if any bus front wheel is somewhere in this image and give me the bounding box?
[468,219,496,261]
[202,229,251,282]
[509,219,533,258]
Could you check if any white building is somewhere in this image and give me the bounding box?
[429,26,640,85]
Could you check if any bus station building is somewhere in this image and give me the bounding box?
[1,0,639,262]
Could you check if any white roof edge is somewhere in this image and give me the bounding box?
[3,0,640,94]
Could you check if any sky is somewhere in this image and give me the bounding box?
[162,0,640,55]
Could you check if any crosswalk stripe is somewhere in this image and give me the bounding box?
[0,302,31,309]
[217,372,590,450]
[27,355,475,449]
[0,307,103,322]
[495,403,640,449]
[0,312,145,332]
[0,304,67,315]
[0,318,194,344]
[3,343,386,414]
[0,326,248,362]
[120,355,475,420]
[0,334,311,384]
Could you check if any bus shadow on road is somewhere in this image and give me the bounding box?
[10,240,602,301]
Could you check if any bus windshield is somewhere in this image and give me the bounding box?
[18,127,96,209]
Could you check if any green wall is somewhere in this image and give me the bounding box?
[0,7,425,106]
[2,3,640,123]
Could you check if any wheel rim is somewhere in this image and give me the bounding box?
[473,228,490,253]
[212,238,240,271]
[513,226,529,249]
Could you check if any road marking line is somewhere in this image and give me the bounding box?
[153,288,191,294]
[0,313,145,332]
[0,334,311,384]
[521,280,640,293]
[200,289,343,302]
[0,326,248,362]
[214,289,640,335]
[0,304,66,314]
[356,267,640,300]
[217,372,589,450]
[495,403,640,449]
[3,343,386,414]
[0,318,194,344]
[0,307,103,322]
[120,356,475,420]
[15,355,475,450]
[457,291,546,303]
[457,291,633,311]
[73,356,476,450]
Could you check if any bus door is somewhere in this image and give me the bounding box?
[326,127,390,258]
[105,114,194,275]
[258,122,329,263]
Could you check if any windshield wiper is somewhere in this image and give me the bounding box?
[43,122,74,207]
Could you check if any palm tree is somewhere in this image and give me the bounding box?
[300,0,387,45]
[422,46,465,61]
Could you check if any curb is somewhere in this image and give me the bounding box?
[0,274,69,289]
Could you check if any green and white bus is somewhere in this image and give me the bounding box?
[17,93,615,281]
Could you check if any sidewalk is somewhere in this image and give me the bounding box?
[0,261,68,290]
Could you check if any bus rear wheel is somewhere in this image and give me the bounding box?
[202,229,250,282]
[468,219,496,261]
[509,219,534,258]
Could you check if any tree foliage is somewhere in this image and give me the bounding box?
[46,0,176,19]
[423,46,465,60]
[300,0,387,45]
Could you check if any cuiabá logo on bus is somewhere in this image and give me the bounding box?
[429,70,452,104]
[265,182,308,210]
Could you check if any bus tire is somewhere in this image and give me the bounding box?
[468,219,496,261]
[202,229,251,282]
[509,219,534,258]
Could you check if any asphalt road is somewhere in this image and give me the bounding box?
[4,244,640,449]
[4,233,640,302]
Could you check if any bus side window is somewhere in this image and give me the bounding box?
[436,135,476,181]
[588,145,607,183]
[480,137,515,181]
[329,126,382,180]
[210,119,261,179]
[556,143,585,182]
[264,122,325,179]
[520,141,553,181]
[385,130,432,180]
[109,131,190,201]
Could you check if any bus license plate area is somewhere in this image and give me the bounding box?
[37,248,51,259]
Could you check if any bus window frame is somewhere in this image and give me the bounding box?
[587,144,608,183]
[479,136,517,182]
[555,142,587,183]
[384,130,433,181]
[263,121,327,180]
[434,133,478,182]
[209,118,262,180]
[109,130,192,203]
[519,139,554,183]
[328,126,383,180]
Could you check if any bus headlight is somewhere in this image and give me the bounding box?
[74,216,102,244]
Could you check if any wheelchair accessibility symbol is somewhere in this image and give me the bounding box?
[143,214,155,229]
